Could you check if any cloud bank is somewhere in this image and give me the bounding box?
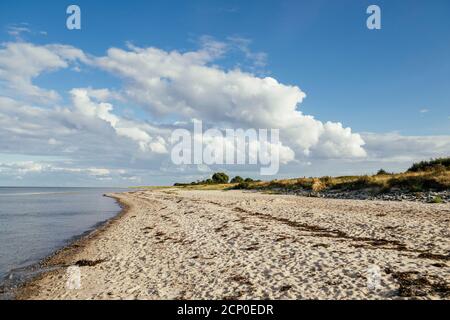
[94,41,366,159]
[0,39,448,185]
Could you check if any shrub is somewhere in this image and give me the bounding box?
[212,172,229,184]
[431,196,443,204]
[388,176,446,192]
[267,180,284,188]
[230,176,244,184]
[319,176,333,184]
[376,169,389,175]
[334,175,380,191]
[233,182,251,190]
[312,179,326,192]
[408,157,450,172]
[294,179,313,190]
[431,164,447,173]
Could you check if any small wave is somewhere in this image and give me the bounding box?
[0,192,76,196]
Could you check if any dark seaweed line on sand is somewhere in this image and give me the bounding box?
[201,198,448,260]
[230,206,449,260]
[204,199,450,298]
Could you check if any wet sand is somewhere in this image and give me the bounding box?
[17,189,450,300]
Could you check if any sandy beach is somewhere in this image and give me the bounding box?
[17,189,450,300]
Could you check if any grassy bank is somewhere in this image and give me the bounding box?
[172,170,450,194]
[231,170,450,194]
[171,158,450,195]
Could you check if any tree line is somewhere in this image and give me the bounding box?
[174,172,260,186]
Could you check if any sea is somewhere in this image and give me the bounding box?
[0,187,127,298]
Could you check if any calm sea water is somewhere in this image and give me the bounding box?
[0,187,126,294]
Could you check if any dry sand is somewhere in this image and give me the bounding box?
[17,189,450,300]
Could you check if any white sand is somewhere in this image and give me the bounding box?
[18,189,450,300]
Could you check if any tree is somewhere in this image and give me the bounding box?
[230,176,244,184]
[212,172,229,184]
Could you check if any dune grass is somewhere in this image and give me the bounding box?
[230,170,450,193]
[137,158,450,194]
[173,183,234,191]
[134,170,450,194]
[130,186,173,189]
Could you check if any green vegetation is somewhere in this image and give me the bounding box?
[431,196,443,204]
[376,169,391,175]
[233,170,450,193]
[231,160,450,193]
[174,183,232,191]
[230,176,244,183]
[212,172,229,184]
[172,157,450,194]
[173,172,228,186]
[173,172,259,188]
[407,157,450,173]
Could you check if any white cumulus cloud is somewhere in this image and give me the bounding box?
[94,43,366,159]
[0,42,87,103]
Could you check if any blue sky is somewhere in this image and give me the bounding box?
[0,0,449,186]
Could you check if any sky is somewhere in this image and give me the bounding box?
[0,0,449,186]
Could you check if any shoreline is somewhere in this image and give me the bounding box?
[11,193,131,300]
[13,189,450,300]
